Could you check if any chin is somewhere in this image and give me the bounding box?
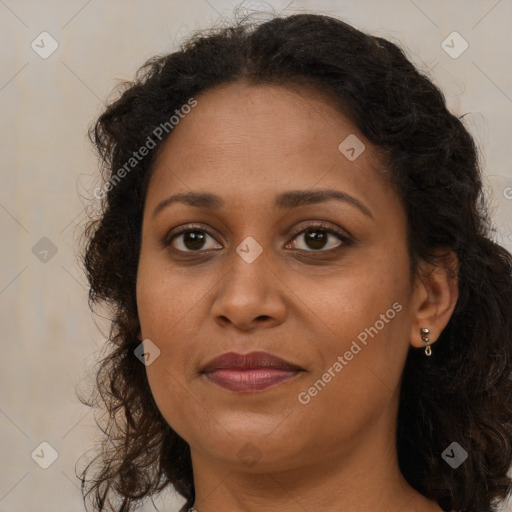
[190,423,309,472]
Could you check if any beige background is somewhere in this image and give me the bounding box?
[1,1,511,511]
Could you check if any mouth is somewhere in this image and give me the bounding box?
[200,351,305,392]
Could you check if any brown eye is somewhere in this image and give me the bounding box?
[301,230,331,250]
[287,223,351,252]
[165,228,222,252]
[180,231,207,251]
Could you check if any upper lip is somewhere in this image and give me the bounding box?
[200,351,305,373]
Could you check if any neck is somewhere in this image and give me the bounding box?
[187,413,443,512]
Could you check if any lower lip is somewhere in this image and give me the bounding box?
[203,368,302,392]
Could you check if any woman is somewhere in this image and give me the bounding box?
[79,11,512,512]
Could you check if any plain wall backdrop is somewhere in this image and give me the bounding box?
[1,1,511,511]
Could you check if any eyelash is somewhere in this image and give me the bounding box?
[162,221,353,254]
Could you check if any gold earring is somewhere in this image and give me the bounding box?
[420,327,433,356]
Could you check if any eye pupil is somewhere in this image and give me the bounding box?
[305,230,328,250]
[184,231,205,250]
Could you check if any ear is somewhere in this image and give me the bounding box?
[409,249,459,351]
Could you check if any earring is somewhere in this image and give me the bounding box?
[420,327,433,356]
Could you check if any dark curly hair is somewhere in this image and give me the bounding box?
[77,10,512,512]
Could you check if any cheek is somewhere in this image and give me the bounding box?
[293,255,411,433]
[136,259,214,437]
[296,246,410,353]
[293,316,410,453]
[136,251,213,340]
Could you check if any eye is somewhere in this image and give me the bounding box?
[164,225,222,252]
[286,222,351,252]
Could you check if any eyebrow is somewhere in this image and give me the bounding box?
[152,188,373,219]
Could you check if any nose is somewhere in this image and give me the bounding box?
[210,247,287,331]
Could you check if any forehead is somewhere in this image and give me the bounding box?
[154,81,371,162]
[147,81,390,211]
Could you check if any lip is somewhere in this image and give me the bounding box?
[200,351,305,392]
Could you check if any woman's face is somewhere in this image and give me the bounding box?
[136,81,419,473]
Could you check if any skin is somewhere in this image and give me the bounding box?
[136,81,459,512]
